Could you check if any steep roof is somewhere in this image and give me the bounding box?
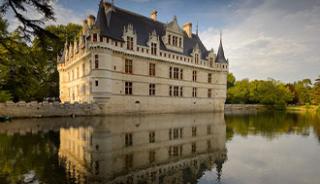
[215,37,228,64]
[94,1,209,59]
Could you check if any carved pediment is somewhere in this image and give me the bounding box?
[166,16,183,34]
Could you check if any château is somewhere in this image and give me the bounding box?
[57,0,229,114]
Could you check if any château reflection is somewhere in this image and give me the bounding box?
[58,113,227,184]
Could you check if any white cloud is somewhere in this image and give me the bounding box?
[4,0,89,31]
[200,0,320,82]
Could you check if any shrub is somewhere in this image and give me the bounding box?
[0,91,12,102]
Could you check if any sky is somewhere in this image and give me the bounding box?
[5,0,320,82]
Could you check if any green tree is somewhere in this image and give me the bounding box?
[227,73,236,89]
[227,79,250,104]
[312,76,320,105]
[0,0,56,42]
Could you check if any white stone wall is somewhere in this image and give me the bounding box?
[57,33,229,114]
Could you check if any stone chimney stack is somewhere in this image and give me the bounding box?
[103,2,112,10]
[150,10,158,21]
[82,20,88,35]
[183,22,192,38]
[87,15,96,28]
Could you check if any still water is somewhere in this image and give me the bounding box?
[0,112,320,184]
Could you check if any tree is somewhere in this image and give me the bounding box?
[227,79,250,104]
[0,18,81,101]
[312,76,320,105]
[0,0,56,42]
[227,73,236,89]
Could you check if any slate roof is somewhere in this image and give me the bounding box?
[215,38,228,64]
[94,1,211,59]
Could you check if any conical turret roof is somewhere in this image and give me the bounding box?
[215,34,228,64]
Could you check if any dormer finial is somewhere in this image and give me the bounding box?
[196,21,198,35]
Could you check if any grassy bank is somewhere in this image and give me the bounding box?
[286,105,320,113]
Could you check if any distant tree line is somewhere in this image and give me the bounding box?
[227,73,320,107]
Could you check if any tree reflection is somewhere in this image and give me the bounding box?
[225,112,320,142]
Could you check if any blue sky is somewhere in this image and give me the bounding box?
[6,0,320,82]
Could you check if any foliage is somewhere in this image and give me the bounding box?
[0,91,11,102]
[227,79,293,105]
[227,73,236,89]
[311,76,320,105]
[0,0,56,42]
[0,16,81,101]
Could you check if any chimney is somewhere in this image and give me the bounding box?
[82,20,88,35]
[103,2,112,10]
[87,15,96,28]
[150,10,158,21]
[183,22,192,38]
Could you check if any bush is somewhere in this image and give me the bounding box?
[317,105,320,114]
[0,91,12,102]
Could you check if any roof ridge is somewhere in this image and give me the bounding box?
[110,3,166,26]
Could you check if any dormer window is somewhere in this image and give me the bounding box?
[195,53,199,64]
[179,38,182,47]
[93,34,97,42]
[151,43,157,55]
[209,58,214,67]
[127,36,133,50]
[168,35,171,45]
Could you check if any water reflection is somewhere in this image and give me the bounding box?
[58,113,227,184]
[1,112,319,184]
[0,113,227,184]
[225,112,320,141]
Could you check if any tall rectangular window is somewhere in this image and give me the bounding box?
[192,87,197,97]
[192,143,196,153]
[168,35,171,44]
[125,154,133,169]
[169,86,172,96]
[192,126,197,137]
[149,150,155,163]
[192,70,197,82]
[82,63,85,76]
[180,87,183,97]
[95,80,99,87]
[125,82,132,95]
[149,83,155,96]
[151,43,157,55]
[127,36,133,50]
[178,37,182,47]
[195,53,199,64]
[169,67,172,79]
[149,63,156,76]
[149,131,155,143]
[93,33,97,42]
[208,73,212,83]
[174,86,179,96]
[173,67,179,79]
[76,67,79,78]
[209,58,214,67]
[180,69,183,80]
[125,59,133,74]
[208,89,212,98]
[125,133,133,147]
[95,54,99,69]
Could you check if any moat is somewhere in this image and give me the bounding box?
[0,112,320,184]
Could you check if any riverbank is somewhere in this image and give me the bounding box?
[286,105,320,113]
[0,102,269,118]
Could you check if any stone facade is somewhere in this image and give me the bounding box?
[57,1,229,114]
